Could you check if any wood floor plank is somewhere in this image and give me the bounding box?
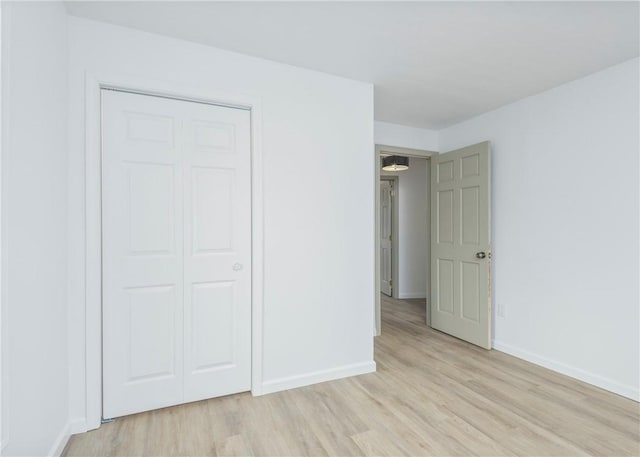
[215,434,254,457]
[350,430,408,457]
[63,295,640,456]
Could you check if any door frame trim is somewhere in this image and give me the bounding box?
[0,4,7,450]
[379,176,398,299]
[83,72,265,430]
[374,144,435,335]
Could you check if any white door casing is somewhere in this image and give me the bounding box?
[101,89,251,418]
[430,142,491,349]
[380,180,393,296]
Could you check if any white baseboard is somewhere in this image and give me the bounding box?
[260,361,376,395]
[493,340,639,402]
[397,292,426,300]
[47,421,71,457]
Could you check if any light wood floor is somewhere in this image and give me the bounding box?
[64,295,640,456]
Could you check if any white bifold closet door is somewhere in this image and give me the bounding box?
[102,89,251,419]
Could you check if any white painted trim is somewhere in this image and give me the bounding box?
[493,340,640,402]
[249,101,265,398]
[47,421,71,457]
[397,292,426,300]
[83,71,265,428]
[84,73,102,432]
[260,361,376,395]
[0,3,11,450]
[0,1,3,448]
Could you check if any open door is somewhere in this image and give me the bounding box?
[430,142,491,349]
[380,180,393,296]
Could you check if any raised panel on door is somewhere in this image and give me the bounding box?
[126,163,175,254]
[436,258,454,315]
[191,167,234,254]
[437,189,454,245]
[182,102,251,402]
[102,90,184,418]
[126,285,177,381]
[191,282,235,371]
[430,142,491,349]
[102,89,252,418]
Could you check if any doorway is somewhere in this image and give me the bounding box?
[374,145,433,335]
[101,89,252,419]
[374,142,493,350]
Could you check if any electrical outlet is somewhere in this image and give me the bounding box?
[497,303,506,318]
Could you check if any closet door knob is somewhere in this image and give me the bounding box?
[232,263,243,271]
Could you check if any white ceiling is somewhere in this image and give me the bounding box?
[65,1,639,129]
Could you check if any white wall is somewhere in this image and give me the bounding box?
[1,2,70,455]
[381,158,428,299]
[439,58,640,400]
[375,121,439,151]
[67,17,375,430]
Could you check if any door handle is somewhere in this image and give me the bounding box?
[232,263,243,271]
[475,252,486,259]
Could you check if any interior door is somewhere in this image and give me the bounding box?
[102,89,251,418]
[380,180,393,296]
[430,142,491,349]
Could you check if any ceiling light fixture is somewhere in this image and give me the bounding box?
[382,155,409,171]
